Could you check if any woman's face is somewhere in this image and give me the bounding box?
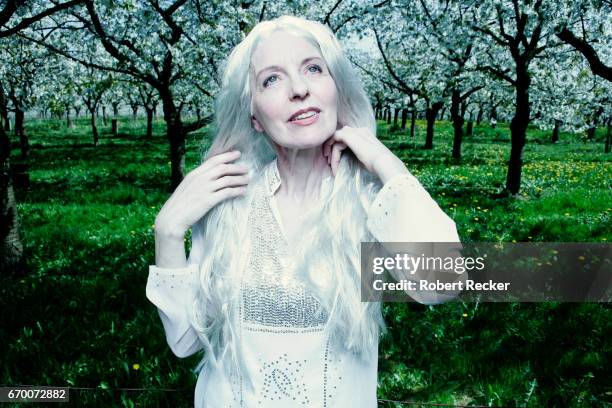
[250,30,338,149]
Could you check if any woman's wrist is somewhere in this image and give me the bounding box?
[372,152,410,184]
[155,231,188,268]
[154,220,188,268]
[155,214,188,241]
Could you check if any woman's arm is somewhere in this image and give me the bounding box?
[147,150,249,358]
[325,127,465,302]
[146,261,204,358]
[365,171,466,305]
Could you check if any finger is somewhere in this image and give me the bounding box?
[330,142,347,176]
[212,185,248,201]
[188,150,241,180]
[211,174,250,192]
[215,162,249,176]
[204,150,242,169]
[205,163,249,180]
[180,161,247,196]
[324,135,336,146]
[323,141,331,158]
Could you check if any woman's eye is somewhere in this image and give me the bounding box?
[308,64,323,73]
[263,75,278,87]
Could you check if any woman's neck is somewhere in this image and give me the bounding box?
[275,144,332,203]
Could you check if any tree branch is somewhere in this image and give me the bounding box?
[477,65,516,86]
[183,114,213,133]
[557,27,612,82]
[372,26,419,95]
[0,0,84,38]
[323,0,343,27]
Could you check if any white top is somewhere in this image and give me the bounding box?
[146,158,460,408]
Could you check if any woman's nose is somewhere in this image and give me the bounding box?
[289,75,309,100]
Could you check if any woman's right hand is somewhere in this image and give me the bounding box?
[155,150,250,240]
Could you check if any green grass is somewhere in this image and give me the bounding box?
[1,115,610,407]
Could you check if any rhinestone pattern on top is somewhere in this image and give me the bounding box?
[240,167,328,330]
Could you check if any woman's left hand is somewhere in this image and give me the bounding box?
[323,125,409,183]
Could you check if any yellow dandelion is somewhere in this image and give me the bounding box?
[132,363,140,370]
[462,313,468,317]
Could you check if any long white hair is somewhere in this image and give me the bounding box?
[188,15,386,385]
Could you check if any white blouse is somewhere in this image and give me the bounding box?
[146,158,460,408]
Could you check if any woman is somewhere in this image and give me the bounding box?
[146,15,460,408]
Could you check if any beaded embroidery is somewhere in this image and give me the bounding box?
[240,163,328,331]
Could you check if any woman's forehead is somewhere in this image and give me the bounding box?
[250,31,322,72]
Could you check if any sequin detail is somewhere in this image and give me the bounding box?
[257,353,310,405]
[241,172,328,331]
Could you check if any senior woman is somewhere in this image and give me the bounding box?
[146,15,460,408]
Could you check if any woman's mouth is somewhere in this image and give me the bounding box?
[289,111,320,126]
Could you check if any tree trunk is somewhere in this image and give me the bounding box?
[393,108,399,126]
[0,85,10,132]
[400,108,407,130]
[15,109,28,159]
[160,91,186,190]
[0,122,24,273]
[424,102,443,149]
[410,109,416,138]
[112,103,119,118]
[451,90,464,160]
[505,68,530,195]
[111,119,118,137]
[74,106,81,118]
[91,110,99,146]
[551,119,560,143]
[146,108,153,138]
[440,107,447,120]
[605,120,610,153]
[66,109,72,128]
[586,126,596,141]
[196,108,201,122]
[132,106,138,121]
[476,105,483,126]
[386,108,391,125]
[466,120,473,136]
[102,105,107,125]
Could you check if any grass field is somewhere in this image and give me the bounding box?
[1,116,610,407]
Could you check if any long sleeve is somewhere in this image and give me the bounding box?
[366,172,460,243]
[146,263,204,358]
[365,172,464,305]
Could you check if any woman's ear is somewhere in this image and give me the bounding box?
[251,115,264,133]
